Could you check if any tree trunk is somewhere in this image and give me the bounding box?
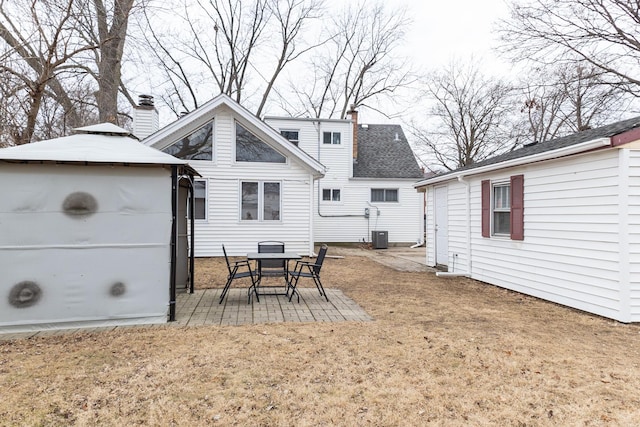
[94,0,134,124]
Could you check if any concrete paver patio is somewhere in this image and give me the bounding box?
[175,287,373,326]
[0,287,372,340]
[0,246,430,339]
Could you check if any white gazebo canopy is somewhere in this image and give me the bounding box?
[0,124,195,173]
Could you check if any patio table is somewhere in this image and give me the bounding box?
[247,252,301,301]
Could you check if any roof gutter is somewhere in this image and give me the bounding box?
[414,137,611,188]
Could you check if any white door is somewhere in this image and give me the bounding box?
[434,186,448,267]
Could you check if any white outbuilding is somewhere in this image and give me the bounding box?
[414,117,640,323]
[0,124,198,333]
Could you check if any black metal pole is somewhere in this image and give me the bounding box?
[169,165,178,321]
[189,175,195,294]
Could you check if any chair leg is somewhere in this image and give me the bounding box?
[313,274,329,302]
[219,272,235,304]
[248,276,260,304]
[219,279,230,304]
[287,274,301,303]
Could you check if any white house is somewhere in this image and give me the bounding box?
[265,111,424,246]
[0,124,198,332]
[138,94,326,257]
[414,116,640,323]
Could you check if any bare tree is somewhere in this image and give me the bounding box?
[74,0,138,124]
[410,61,514,173]
[287,1,415,119]
[0,0,92,143]
[0,0,142,144]
[254,0,323,116]
[497,0,640,96]
[513,62,626,145]
[143,0,322,117]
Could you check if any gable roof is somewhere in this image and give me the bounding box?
[353,124,423,179]
[142,94,325,178]
[0,124,197,174]
[415,116,640,188]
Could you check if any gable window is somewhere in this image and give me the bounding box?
[280,130,299,146]
[236,122,286,163]
[189,180,207,220]
[481,175,524,240]
[241,181,281,221]
[162,121,213,160]
[323,131,341,145]
[371,188,398,202]
[322,188,341,202]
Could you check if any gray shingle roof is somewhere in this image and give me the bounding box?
[353,124,423,179]
[453,115,640,174]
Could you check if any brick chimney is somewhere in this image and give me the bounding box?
[132,94,159,140]
[347,105,358,160]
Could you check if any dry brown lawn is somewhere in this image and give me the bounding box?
[2,250,640,426]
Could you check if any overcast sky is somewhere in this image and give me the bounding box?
[398,0,511,71]
[331,0,514,125]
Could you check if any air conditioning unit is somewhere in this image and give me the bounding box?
[371,230,388,249]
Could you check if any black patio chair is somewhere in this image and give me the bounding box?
[256,241,286,283]
[287,244,329,302]
[220,244,257,304]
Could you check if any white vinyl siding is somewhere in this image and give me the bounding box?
[424,149,636,321]
[264,117,424,245]
[314,179,424,244]
[472,151,622,320]
[185,108,315,256]
[425,181,470,271]
[425,188,436,266]
[627,148,640,321]
[446,181,469,272]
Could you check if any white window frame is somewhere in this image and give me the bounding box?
[235,121,287,164]
[371,188,399,203]
[190,179,207,221]
[322,131,341,145]
[492,181,510,236]
[162,120,214,161]
[322,188,342,202]
[240,180,282,222]
[280,129,299,146]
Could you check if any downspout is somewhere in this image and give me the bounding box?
[435,175,471,278]
[169,165,178,321]
[309,171,316,256]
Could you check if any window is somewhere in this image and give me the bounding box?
[323,131,341,145]
[236,122,286,163]
[322,188,341,202]
[492,183,510,235]
[163,121,213,160]
[241,181,281,221]
[481,175,524,240]
[371,188,398,202]
[189,180,207,220]
[280,130,299,146]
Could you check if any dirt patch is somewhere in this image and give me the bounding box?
[2,251,640,425]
